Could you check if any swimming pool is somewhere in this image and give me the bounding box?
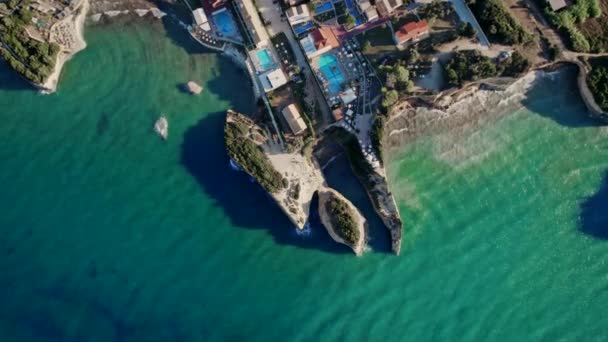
[293,21,314,36]
[212,10,241,41]
[314,1,334,14]
[342,0,366,27]
[318,54,345,93]
[256,49,274,71]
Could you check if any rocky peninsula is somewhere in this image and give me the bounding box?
[225,110,368,254]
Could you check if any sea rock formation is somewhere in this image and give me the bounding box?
[317,187,366,255]
[326,127,403,255]
[225,110,369,255]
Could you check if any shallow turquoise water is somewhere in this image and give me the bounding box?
[0,20,607,341]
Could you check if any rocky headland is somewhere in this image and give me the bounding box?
[225,110,371,254]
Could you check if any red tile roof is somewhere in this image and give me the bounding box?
[395,20,429,44]
[311,27,340,50]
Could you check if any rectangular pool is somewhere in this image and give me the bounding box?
[343,0,366,27]
[315,1,334,14]
[318,53,346,93]
[293,21,314,36]
[256,49,274,71]
[212,9,242,41]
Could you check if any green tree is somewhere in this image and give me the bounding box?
[344,14,355,28]
[407,47,420,64]
[381,89,399,108]
[459,22,477,38]
[362,39,371,53]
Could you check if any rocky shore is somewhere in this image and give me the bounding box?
[384,71,543,154]
[324,128,403,255]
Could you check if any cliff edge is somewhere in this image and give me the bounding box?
[225,110,323,229]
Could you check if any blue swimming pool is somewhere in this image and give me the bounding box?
[293,21,314,36]
[314,1,334,14]
[318,54,345,93]
[343,0,366,27]
[256,49,274,71]
[212,10,241,41]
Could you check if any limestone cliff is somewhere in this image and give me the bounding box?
[326,127,403,255]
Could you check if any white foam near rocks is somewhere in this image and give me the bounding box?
[104,10,122,17]
[135,9,149,17]
[150,8,166,19]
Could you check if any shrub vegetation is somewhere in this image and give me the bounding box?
[443,50,530,86]
[370,115,386,164]
[0,0,61,84]
[378,63,413,108]
[327,196,360,246]
[225,121,286,193]
[588,66,608,111]
[467,0,532,45]
[444,50,497,86]
[537,0,604,52]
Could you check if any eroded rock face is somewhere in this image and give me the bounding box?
[364,170,402,255]
[317,187,366,256]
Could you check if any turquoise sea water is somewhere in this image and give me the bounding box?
[1,20,607,341]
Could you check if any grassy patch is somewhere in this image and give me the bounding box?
[356,24,397,57]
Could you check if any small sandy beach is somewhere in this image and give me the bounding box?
[42,0,89,93]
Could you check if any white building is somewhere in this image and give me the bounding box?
[281,104,308,135]
[376,0,403,16]
[235,0,270,48]
[259,68,288,92]
[548,0,569,11]
[192,8,211,31]
[286,4,311,26]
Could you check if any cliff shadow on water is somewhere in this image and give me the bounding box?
[579,171,608,239]
[0,60,35,92]
[158,16,252,104]
[521,67,603,128]
[318,143,393,254]
[180,112,351,255]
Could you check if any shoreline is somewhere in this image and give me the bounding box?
[40,0,89,93]
[383,65,600,158]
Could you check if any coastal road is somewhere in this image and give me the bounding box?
[256,0,333,126]
[449,0,491,48]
